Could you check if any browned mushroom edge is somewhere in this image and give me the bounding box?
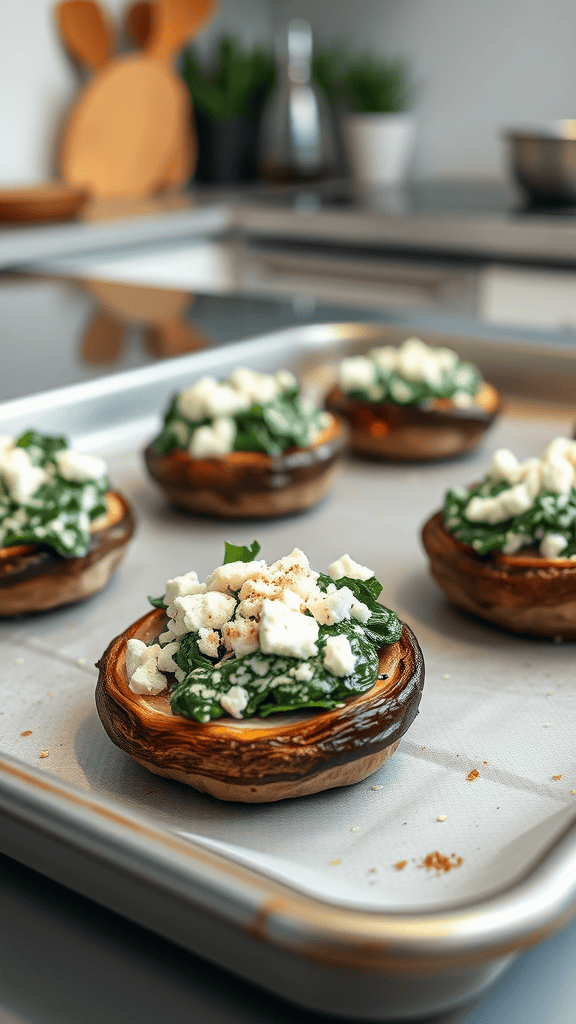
[325,382,501,461]
[143,415,349,519]
[95,608,425,803]
[0,491,135,617]
[422,510,576,639]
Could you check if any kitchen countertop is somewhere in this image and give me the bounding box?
[1,219,576,1024]
[4,178,576,272]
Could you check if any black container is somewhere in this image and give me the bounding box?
[193,107,261,184]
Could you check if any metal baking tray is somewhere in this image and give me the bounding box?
[1,322,576,1021]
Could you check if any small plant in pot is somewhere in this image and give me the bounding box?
[337,51,415,186]
[181,36,275,184]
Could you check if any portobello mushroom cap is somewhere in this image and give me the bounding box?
[0,491,135,617]
[325,382,500,461]
[422,510,576,638]
[96,608,425,803]
[144,416,349,518]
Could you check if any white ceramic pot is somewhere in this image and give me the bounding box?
[342,112,416,185]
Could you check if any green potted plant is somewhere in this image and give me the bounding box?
[336,51,416,186]
[181,36,275,183]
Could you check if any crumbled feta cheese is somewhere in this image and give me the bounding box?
[308,585,355,625]
[197,628,221,658]
[165,572,206,611]
[147,545,385,720]
[237,548,318,617]
[171,592,236,636]
[176,377,249,421]
[345,338,472,400]
[189,416,236,457]
[389,379,413,403]
[466,437,576,526]
[220,685,249,719]
[221,615,260,657]
[205,559,268,593]
[466,481,535,524]
[327,553,374,581]
[540,450,575,495]
[503,532,531,554]
[259,598,319,659]
[0,446,47,503]
[157,640,180,674]
[540,533,568,559]
[339,356,377,392]
[486,448,520,483]
[54,449,106,482]
[396,337,443,388]
[350,599,371,623]
[125,639,166,694]
[368,345,397,373]
[292,661,314,681]
[228,367,282,405]
[323,635,356,677]
[175,367,297,428]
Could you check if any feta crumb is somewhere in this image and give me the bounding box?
[540,533,568,559]
[54,449,106,482]
[157,640,180,674]
[189,416,236,457]
[165,571,206,607]
[221,615,260,657]
[323,634,356,677]
[350,599,371,623]
[327,553,375,581]
[125,639,167,695]
[205,559,267,593]
[176,377,249,421]
[308,585,355,625]
[171,591,236,636]
[219,685,249,719]
[486,448,520,483]
[0,446,47,503]
[292,661,314,682]
[503,531,531,554]
[339,356,376,392]
[259,599,319,659]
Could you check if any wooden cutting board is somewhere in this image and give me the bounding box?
[57,0,215,197]
[56,0,115,71]
[125,0,197,192]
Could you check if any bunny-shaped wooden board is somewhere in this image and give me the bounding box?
[56,0,216,198]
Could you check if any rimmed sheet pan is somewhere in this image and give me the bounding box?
[1,322,575,1020]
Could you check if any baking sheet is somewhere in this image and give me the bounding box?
[1,322,575,922]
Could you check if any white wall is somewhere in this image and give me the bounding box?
[0,0,272,185]
[2,0,575,185]
[270,0,576,181]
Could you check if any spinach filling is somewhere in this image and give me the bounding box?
[346,360,480,406]
[0,431,109,558]
[150,546,402,723]
[443,481,576,557]
[152,378,324,457]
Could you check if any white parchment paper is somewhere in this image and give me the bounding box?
[1,384,574,913]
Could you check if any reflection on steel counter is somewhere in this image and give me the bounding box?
[78,278,212,362]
